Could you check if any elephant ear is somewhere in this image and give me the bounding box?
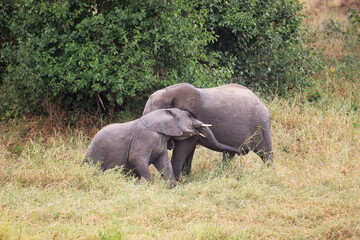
[140,109,183,137]
[166,83,201,117]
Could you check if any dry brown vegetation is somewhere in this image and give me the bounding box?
[1,1,360,239]
[300,0,359,25]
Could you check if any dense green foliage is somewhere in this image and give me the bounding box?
[0,0,316,117]
[204,0,319,94]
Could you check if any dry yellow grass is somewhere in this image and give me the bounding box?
[301,0,359,61]
[300,0,359,25]
[1,94,359,239]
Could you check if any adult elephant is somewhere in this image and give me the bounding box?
[143,83,273,180]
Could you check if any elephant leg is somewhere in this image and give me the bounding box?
[153,152,177,187]
[181,147,196,175]
[254,127,274,167]
[128,155,151,181]
[121,163,139,177]
[222,152,235,163]
[172,137,198,180]
[254,148,273,167]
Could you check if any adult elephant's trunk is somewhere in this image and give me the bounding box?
[198,126,241,155]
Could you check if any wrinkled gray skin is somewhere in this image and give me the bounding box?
[143,83,273,180]
[85,108,240,186]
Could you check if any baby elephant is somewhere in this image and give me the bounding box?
[84,108,240,186]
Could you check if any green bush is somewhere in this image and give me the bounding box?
[203,0,320,95]
[0,0,227,117]
[0,0,317,117]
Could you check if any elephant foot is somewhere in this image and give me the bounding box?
[222,152,235,163]
[166,180,178,188]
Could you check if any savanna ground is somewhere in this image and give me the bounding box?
[1,1,360,239]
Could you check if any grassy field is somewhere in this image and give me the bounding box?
[1,95,359,239]
[1,1,360,239]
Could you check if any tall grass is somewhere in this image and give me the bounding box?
[1,93,359,239]
[1,1,360,239]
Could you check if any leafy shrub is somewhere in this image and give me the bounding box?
[349,10,360,26]
[0,0,318,117]
[0,0,228,117]
[203,0,320,95]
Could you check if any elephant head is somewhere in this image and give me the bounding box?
[143,83,200,117]
[140,108,240,155]
[140,108,201,140]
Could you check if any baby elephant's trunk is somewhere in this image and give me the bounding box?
[198,125,240,155]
